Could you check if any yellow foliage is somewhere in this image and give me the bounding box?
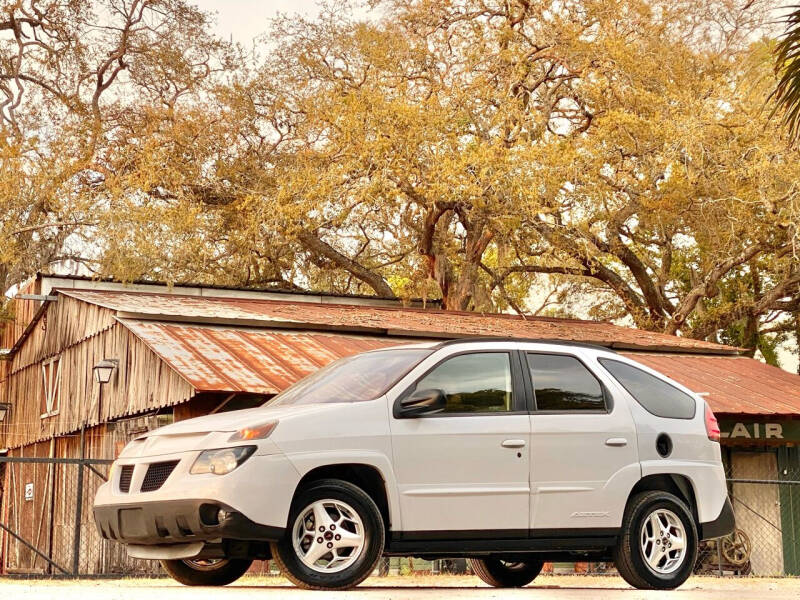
[1,0,798,342]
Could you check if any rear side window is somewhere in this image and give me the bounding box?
[527,353,606,412]
[415,352,514,413]
[599,359,695,419]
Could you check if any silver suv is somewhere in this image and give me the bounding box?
[94,339,734,590]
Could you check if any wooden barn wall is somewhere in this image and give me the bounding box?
[1,318,196,450]
[1,421,162,575]
[0,439,55,574]
[0,360,8,409]
[1,279,40,404]
[0,277,40,350]
[9,295,117,373]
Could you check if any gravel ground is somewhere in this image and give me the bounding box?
[1,575,799,600]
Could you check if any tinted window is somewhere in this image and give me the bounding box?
[599,359,695,419]
[269,348,432,406]
[528,353,605,411]
[415,353,513,413]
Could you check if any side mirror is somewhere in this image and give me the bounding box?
[396,389,446,418]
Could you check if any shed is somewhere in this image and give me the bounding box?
[0,274,798,576]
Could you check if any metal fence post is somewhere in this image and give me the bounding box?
[72,462,85,576]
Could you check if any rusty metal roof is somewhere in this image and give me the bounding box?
[622,353,800,416]
[121,320,402,394]
[62,288,799,418]
[120,319,799,416]
[61,289,740,355]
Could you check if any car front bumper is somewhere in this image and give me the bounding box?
[94,498,285,546]
[93,449,300,548]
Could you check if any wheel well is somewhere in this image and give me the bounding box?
[628,474,699,525]
[295,464,391,530]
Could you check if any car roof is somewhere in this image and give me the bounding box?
[433,337,617,353]
[359,338,617,355]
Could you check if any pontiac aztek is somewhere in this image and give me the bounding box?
[94,339,734,590]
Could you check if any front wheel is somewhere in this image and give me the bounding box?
[468,557,543,587]
[271,479,385,590]
[160,557,252,586]
[614,490,698,589]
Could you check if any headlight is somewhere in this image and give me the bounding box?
[190,446,256,476]
[228,420,278,442]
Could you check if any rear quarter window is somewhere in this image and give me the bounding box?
[599,358,696,419]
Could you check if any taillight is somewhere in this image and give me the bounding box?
[705,403,720,442]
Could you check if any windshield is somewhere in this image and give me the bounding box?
[268,347,433,407]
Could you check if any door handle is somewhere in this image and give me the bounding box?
[501,439,526,449]
[605,438,628,447]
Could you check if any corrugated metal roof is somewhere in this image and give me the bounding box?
[121,319,799,416]
[622,353,800,416]
[121,320,401,394]
[62,289,739,355]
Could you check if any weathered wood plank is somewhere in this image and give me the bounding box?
[1,319,195,449]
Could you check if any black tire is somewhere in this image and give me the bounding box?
[160,557,253,586]
[468,557,544,587]
[271,478,385,590]
[613,490,698,590]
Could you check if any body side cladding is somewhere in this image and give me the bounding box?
[626,473,698,523]
[291,462,394,531]
[699,497,735,540]
[385,528,619,556]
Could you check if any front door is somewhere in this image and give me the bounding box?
[525,351,640,531]
[389,350,531,536]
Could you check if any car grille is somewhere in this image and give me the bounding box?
[140,460,179,492]
[118,465,134,493]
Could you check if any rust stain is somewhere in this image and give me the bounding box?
[54,289,799,417]
[121,320,401,395]
[60,289,739,354]
[121,320,800,417]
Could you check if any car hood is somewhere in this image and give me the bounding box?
[143,403,340,437]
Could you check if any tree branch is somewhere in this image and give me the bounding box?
[297,230,396,298]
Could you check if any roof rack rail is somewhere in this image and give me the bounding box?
[433,337,618,353]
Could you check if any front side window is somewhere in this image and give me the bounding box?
[268,348,432,407]
[599,358,695,419]
[528,353,606,411]
[414,352,514,413]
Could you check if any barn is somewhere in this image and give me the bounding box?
[0,274,799,576]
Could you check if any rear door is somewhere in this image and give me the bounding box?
[389,348,531,536]
[525,349,640,531]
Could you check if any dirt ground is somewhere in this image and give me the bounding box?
[1,574,799,599]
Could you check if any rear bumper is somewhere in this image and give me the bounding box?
[699,497,735,540]
[93,499,285,546]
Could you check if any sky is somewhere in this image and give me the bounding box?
[191,0,331,44]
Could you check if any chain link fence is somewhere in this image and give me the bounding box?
[692,450,800,577]
[0,457,159,576]
[2,450,799,578]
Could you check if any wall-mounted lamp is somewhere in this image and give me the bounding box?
[93,359,119,384]
[0,402,10,422]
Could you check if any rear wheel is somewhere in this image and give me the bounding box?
[469,557,544,587]
[160,557,252,586]
[271,479,385,590]
[614,490,697,589]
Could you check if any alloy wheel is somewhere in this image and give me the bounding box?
[291,499,365,573]
[639,508,687,575]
